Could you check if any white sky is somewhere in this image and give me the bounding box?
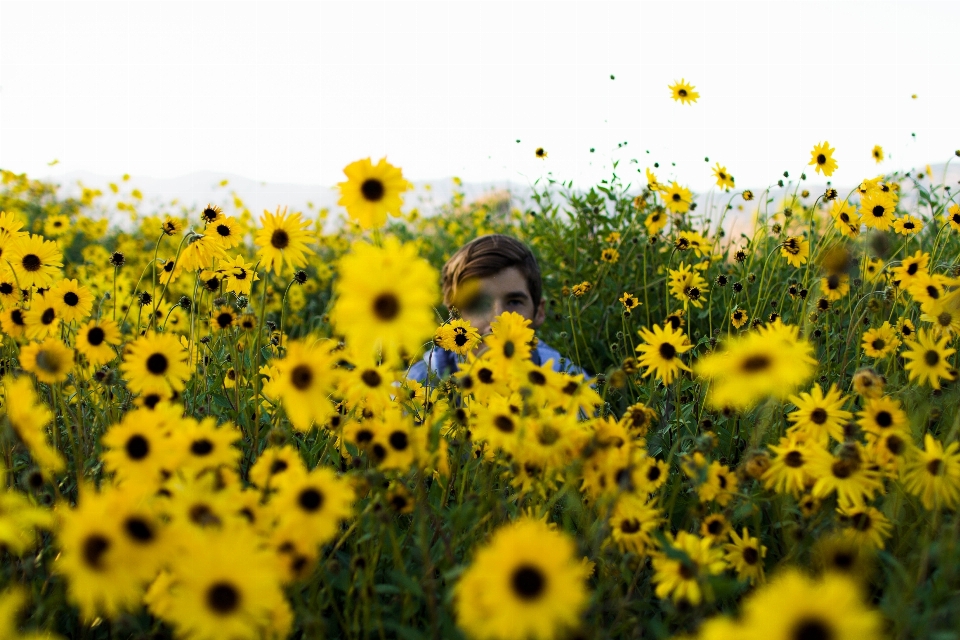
[1,0,959,193]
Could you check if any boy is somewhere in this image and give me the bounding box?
[407,234,587,382]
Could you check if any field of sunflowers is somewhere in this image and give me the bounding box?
[2,132,960,640]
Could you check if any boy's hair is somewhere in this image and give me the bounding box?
[442,234,542,310]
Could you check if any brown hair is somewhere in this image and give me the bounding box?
[442,234,542,310]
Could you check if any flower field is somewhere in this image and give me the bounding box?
[1,142,960,640]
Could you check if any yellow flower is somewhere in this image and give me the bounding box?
[337,157,412,229]
[712,162,735,191]
[668,78,699,104]
[871,144,884,163]
[454,518,589,640]
[780,236,809,268]
[809,141,838,176]
[901,328,957,389]
[120,332,191,397]
[20,338,74,384]
[254,207,312,276]
[662,182,693,214]
[330,238,439,364]
[652,531,725,605]
[635,323,693,384]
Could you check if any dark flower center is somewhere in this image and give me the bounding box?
[361,178,385,202]
[494,416,514,433]
[659,342,676,360]
[872,205,885,217]
[741,354,771,372]
[925,350,940,366]
[22,254,42,271]
[528,370,547,385]
[621,518,641,534]
[290,364,313,390]
[791,617,833,640]
[299,488,324,511]
[927,459,943,476]
[146,353,168,375]
[124,517,154,542]
[742,546,759,564]
[389,431,409,451]
[373,293,400,320]
[82,534,111,569]
[41,308,55,324]
[511,565,546,600]
[270,459,289,474]
[271,229,289,249]
[126,435,150,460]
[875,411,892,428]
[191,439,214,456]
[810,408,828,424]
[217,312,233,328]
[361,369,382,387]
[817,154,826,165]
[64,292,80,306]
[216,224,231,237]
[851,512,872,531]
[207,582,240,614]
[784,451,804,468]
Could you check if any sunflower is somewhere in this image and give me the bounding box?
[48,278,94,322]
[762,436,824,497]
[164,526,290,640]
[272,340,338,431]
[901,434,960,510]
[19,337,74,384]
[337,157,413,229]
[700,513,731,543]
[859,190,896,231]
[454,518,589,640]
[200,203,223,224]
[174,417,242,475]
[618,292,640,312]
[668,78,699,105]
[270,466,355,547]
[534,147,548,159]
[662,181,693,214]
[809,444,883,509]
[820,273,849,302]
[651,531,726,605]
[668,262,709,309]
[635,323,693,384]
[730,307,749,329]
[780,236,809,268]
[120,332,192,397]
[7,234,63,289]
[206,215,242,250]
[902,328,956,389]
[484,311,536,373]
[55,486,148,620]
[331,238,439,364]
[891,250,929,289]
[944,203,960,232]
[697,461,739,506]
[724,528,766,585]
[838,505,892,549]
[920,293,960,338]
[808,141,838,176]
[871,144,884,162]
[434,318,481,355]
[254,207,312,276]
[219,254,259,296]
[861,321,900,359]
[786,383,851,444]
[830,199,861,238]
[609,494,661,556]
[739,569,881,640]
[210,306,236,332]
[75,318,121,366]
[22,297,60,340]
[893,214,923,235]
[695,322,817,411]
[712,162,735,191]
[644,209,667,235]
[600,247,620,263]
[101,406,182,488]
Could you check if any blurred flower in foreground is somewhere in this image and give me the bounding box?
[337,157,412,229]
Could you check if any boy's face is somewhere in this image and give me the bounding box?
[456,266,546,337]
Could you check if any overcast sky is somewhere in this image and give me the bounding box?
[1,0,959,194]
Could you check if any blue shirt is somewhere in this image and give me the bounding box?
[406,341,589,384]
